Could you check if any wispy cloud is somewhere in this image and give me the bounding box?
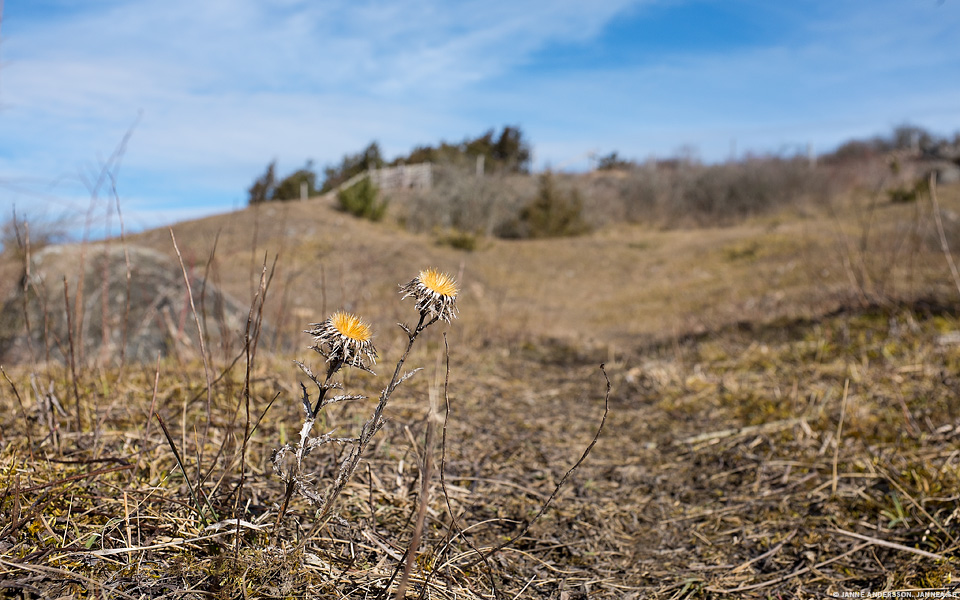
[1,0,958,233]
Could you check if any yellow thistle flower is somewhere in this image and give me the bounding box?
[305,311,377,368]
[400,268,459,323]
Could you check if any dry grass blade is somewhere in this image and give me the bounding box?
[154,411,212,525]
[237,255,271,552]
[679,417,803,446]
[832,528,946,561]
[1,365,35,456]
[730,529,797,574]
[707,542,872,594]
[112,179,133,373]
[433,333,500,598]
[391,363,439,600]
[832,378,849,496]
[129,353,162,482]
[90,529,244,556]
[15,464,132,494]
[61,276,82,432]
[929,174,960,298]
[169,228,214,431]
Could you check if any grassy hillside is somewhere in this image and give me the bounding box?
[1,173,959,598]
[131,174,960,349]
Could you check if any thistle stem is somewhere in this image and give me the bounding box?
[311,358,343,417]
[318,311,436,521]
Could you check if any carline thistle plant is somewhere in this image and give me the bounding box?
[271,268,459,534]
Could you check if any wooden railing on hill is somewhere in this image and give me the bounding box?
[320,163,433,200]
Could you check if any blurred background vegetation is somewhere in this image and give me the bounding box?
[241,123,960,247]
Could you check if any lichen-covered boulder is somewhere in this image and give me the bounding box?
[0,243,252,365]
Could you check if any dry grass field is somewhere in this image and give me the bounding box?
[1,173,960,598]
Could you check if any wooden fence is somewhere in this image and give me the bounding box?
[320,163,433,200]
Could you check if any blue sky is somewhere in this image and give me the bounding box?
[1,0,959,235]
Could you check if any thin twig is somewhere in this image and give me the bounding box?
[832,378,849,496]
[169,228,214,435]
[237,256,269,553]
[706,542,871,594]
[1,366,35,458]
[470,364,611,569]
[393,358,439,600]
[730,529,797,574]
[154,411,212,525]
[928,174,960,298]
[198,229,221,363]
[431,334,500,597]
[111,174,132,374]
[13,213,37,365]
[129,353,162,484]
[832,527,945,560]
[62,276,82,433]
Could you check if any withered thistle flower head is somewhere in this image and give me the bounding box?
[305,311,378,368]
[400,268,459,322]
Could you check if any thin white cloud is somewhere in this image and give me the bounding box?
[485,1,960,161]
[1,0,644,178]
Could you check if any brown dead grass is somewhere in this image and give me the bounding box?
[125,181,960,351]
[0,181,959,597]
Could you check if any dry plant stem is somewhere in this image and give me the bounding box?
[831,379,849,497]
[249,202,261,299]
[319,313,436,522]
[62,277,82,433]
[15,217,37,365]
[198,229,221,365]
[169,228,213,435]
[245,390,282,443]
[432,335,500,597]
[12,213,53,365]
[320,263,327,317]
[112,177,132,374]
[75,119,137,367]
[273,479,296,543]
[928,174,960,298]
[271,362,345,538]
[193,346,262,493]
[1,367,35,458]
[273,414,326,540]
[237,259,269,553]
[187,347,246,407]
[100,219,111,364]
[831,527,945,560]
[469,364,611,569]
[154,411,212,525]
[310,360,343,417]
[248,254,278,365]
[128,353,162,484]
[707,542,871,594]
[393,386,436,600]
